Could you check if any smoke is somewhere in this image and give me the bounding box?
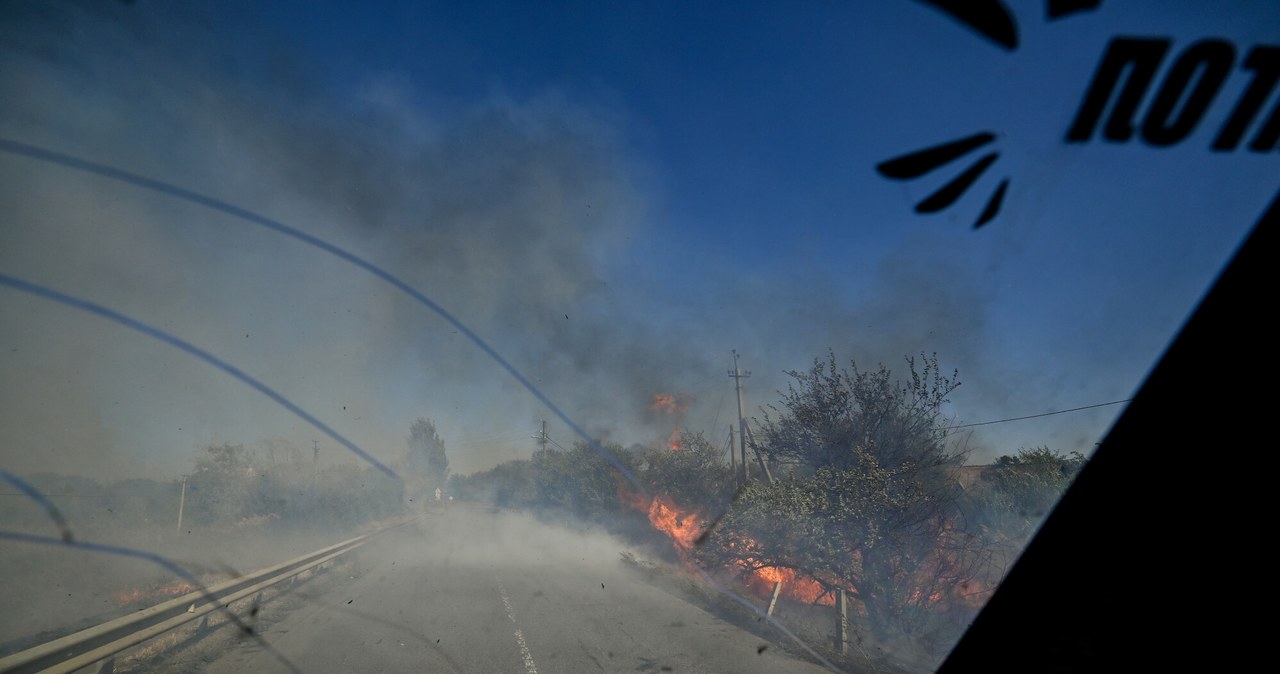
[0,1,656,477]
[0,1,1098,485]
[0,2,723,478]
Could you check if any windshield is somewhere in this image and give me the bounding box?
[2,2,1275,673]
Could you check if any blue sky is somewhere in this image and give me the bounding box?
[1,1,1276,479]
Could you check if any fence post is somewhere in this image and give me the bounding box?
[766,582,783,617]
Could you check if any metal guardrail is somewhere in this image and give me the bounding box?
[0,516,420,674]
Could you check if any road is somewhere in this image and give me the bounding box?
[194,505,836,674]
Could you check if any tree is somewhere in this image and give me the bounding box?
[531,439,639,522]
[757,350,963,475]
[639,430,736,515]
[185,443,258,525]
[403,417,449,497]
[449,459,537,508]
[980,447,1086,541]
[698,351,985,654]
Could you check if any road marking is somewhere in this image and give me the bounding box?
[498,583,539,674]
[513,629,537,674]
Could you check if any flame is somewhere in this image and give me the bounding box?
[651,394,681,414]
[742,562,836,605]
[650,392,693,450]
[113,580,199,606]
[621,489,840,606]
[622,487,983,615]
[619,489,704,556]
[908,587,944,604]
[645,495,702,549]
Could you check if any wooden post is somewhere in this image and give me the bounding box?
[837,589,849,654]
[766,581,783,616]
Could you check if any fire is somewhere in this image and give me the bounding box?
[651,394,681,414]
[619,489,705,556]
[650,392,693,450]
[621,488,841,607]
[645,495,702,549]
[908,588,945,604]
[742,562,835,605]
[622,487,983,615]
[113,580,199,606]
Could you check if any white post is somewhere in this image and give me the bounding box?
[176,475,187,534]
[766,581,783,616]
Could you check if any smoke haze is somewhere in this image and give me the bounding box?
[1,1,1141,484]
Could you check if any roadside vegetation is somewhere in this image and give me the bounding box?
[449,350,1086,670]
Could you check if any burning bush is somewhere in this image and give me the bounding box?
[694,462,990,645]
[700,351,995,653]
[637,430,736,516]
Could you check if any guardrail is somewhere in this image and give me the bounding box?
[0,516,421,674]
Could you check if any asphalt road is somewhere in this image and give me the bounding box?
[195,505,836,674]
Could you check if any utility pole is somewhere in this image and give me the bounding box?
[312,440,320,487]
[538,419,549,454]
[744,421,774,484]
[728,424,736,476]
[729,350,751,485]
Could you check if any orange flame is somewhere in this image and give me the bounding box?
[651,394,681,414]
[743,562,836,605]
[623,489,979,614]
[650,392,693,450]
[621,489,841,606]
[619,489,704,556]
[645,495,702,549]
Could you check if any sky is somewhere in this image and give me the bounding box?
[1,0,1276,481]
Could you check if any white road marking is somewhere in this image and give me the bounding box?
[498,583,539,674]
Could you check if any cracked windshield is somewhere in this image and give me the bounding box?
[2,2,1275,673]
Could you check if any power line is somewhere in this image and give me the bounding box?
[709,381,730,434]
[448,432,530,448]
[946,399,1133,430]
[666,350,741,391]
[0,493,114,498]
